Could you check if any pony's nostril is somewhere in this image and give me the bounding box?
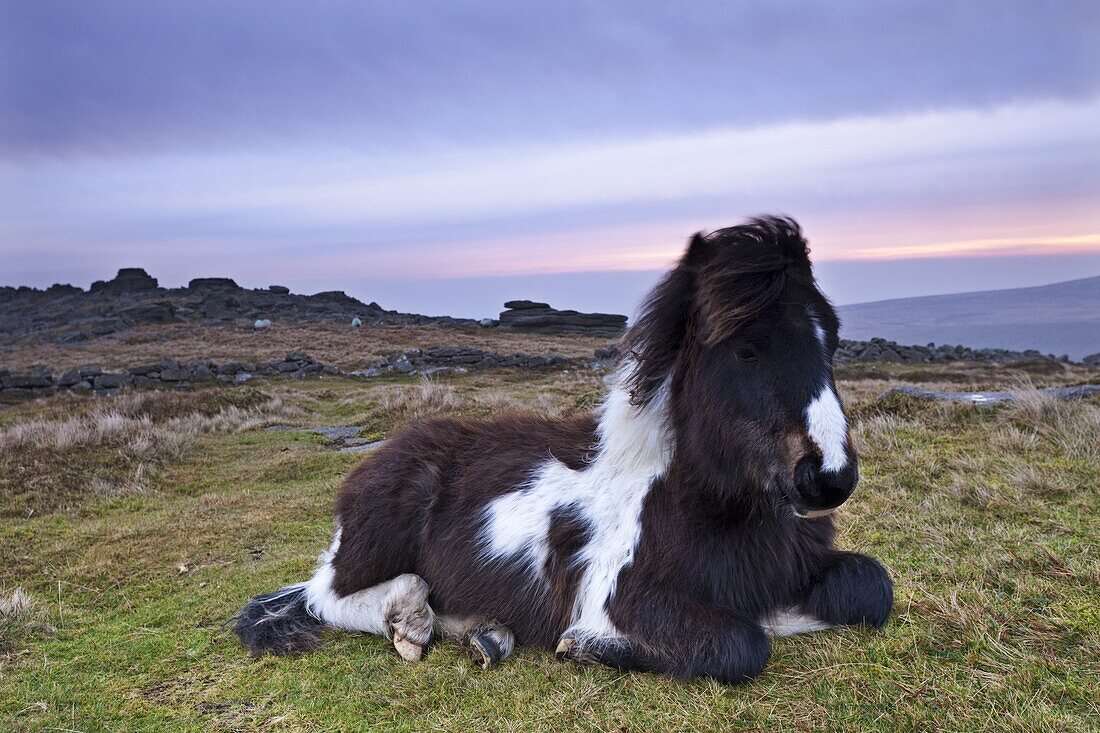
[793,455,857,513]
[795,456,819,493]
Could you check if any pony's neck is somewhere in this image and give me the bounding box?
[594,365,674,477]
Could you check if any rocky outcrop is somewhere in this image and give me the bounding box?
[835,337,1074,365]
[89,267,159,295]
[498,300,627,335]
[0,268,481,344]
[348,346,572,378]
[188,277,239,290]
[0,347,586,400]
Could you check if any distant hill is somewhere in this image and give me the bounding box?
[838,276,1100,360]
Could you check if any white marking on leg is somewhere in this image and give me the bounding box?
[760,607,833,636]
[480,364,673,640]
[805,386,848,472]
[303,525,432,647]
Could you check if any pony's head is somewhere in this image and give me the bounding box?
[624,216,856,517]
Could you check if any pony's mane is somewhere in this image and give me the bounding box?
[623,216,812,406]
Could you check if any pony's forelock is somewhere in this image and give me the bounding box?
[623,216,812,405]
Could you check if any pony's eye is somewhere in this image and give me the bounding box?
[734,346,758,363]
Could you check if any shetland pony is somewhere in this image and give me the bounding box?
[235,217,893,683]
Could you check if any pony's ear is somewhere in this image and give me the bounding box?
[682,232,712,270]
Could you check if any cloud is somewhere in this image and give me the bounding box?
[3,98,1098,280]
[2,1,1097,158]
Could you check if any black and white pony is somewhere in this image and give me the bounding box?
[236,217,893,684]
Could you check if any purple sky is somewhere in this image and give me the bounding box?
[2,1,1098,318]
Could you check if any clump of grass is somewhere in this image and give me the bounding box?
[1006,390,1099,461]
[341,375,602,437]
[0,587,52,653]
[0,388,305,516]
[374,378,465,421]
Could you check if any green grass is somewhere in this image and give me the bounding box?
[1,368,1098,731]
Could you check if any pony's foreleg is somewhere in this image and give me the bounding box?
[800,551,893,630]
[435,614,515,669]
[557,598,771,684]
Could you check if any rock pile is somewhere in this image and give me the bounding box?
[350,346,571,378]
[1,347,582,400]
[0,268,481,344]
[89,267,159,294]
[0,353,339,398]
[498,300,627,336]
[835,338,1075,365]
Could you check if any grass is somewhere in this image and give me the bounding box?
[0,362,1098,731]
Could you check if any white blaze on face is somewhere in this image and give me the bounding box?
[805,386,849,472]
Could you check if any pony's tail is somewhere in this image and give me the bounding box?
[234,583,324,656]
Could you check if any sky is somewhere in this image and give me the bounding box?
[2,1,1099,319]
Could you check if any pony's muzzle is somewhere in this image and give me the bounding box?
[792,454,858,517]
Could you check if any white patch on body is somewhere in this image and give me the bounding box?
[760,607,833,636]
[805,386,848,472]
[480,366,674,640]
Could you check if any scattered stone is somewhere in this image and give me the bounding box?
[159,367,191,382]
[313,426,364,441]
[879,384,1100,405]
[57,368,81,386]
[342,441,386,453]
[93,373,130,390]
[119,302,175,324]
[88,318,124,335]
[3,373,52,389]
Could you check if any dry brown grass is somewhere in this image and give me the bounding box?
[1,322,616,372]
[0,388,305,516]
[1005,389,1100,461]
[0,587,52,654]
[365,375,594,423]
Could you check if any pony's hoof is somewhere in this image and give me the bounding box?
[392,632,425,661]
[554,633,577,662]
[470,632,502,669]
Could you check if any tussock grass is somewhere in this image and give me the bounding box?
[0,587,52,655]
[1005,389,1100,461]
[368,376,583,422]
[0,388,304,516]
